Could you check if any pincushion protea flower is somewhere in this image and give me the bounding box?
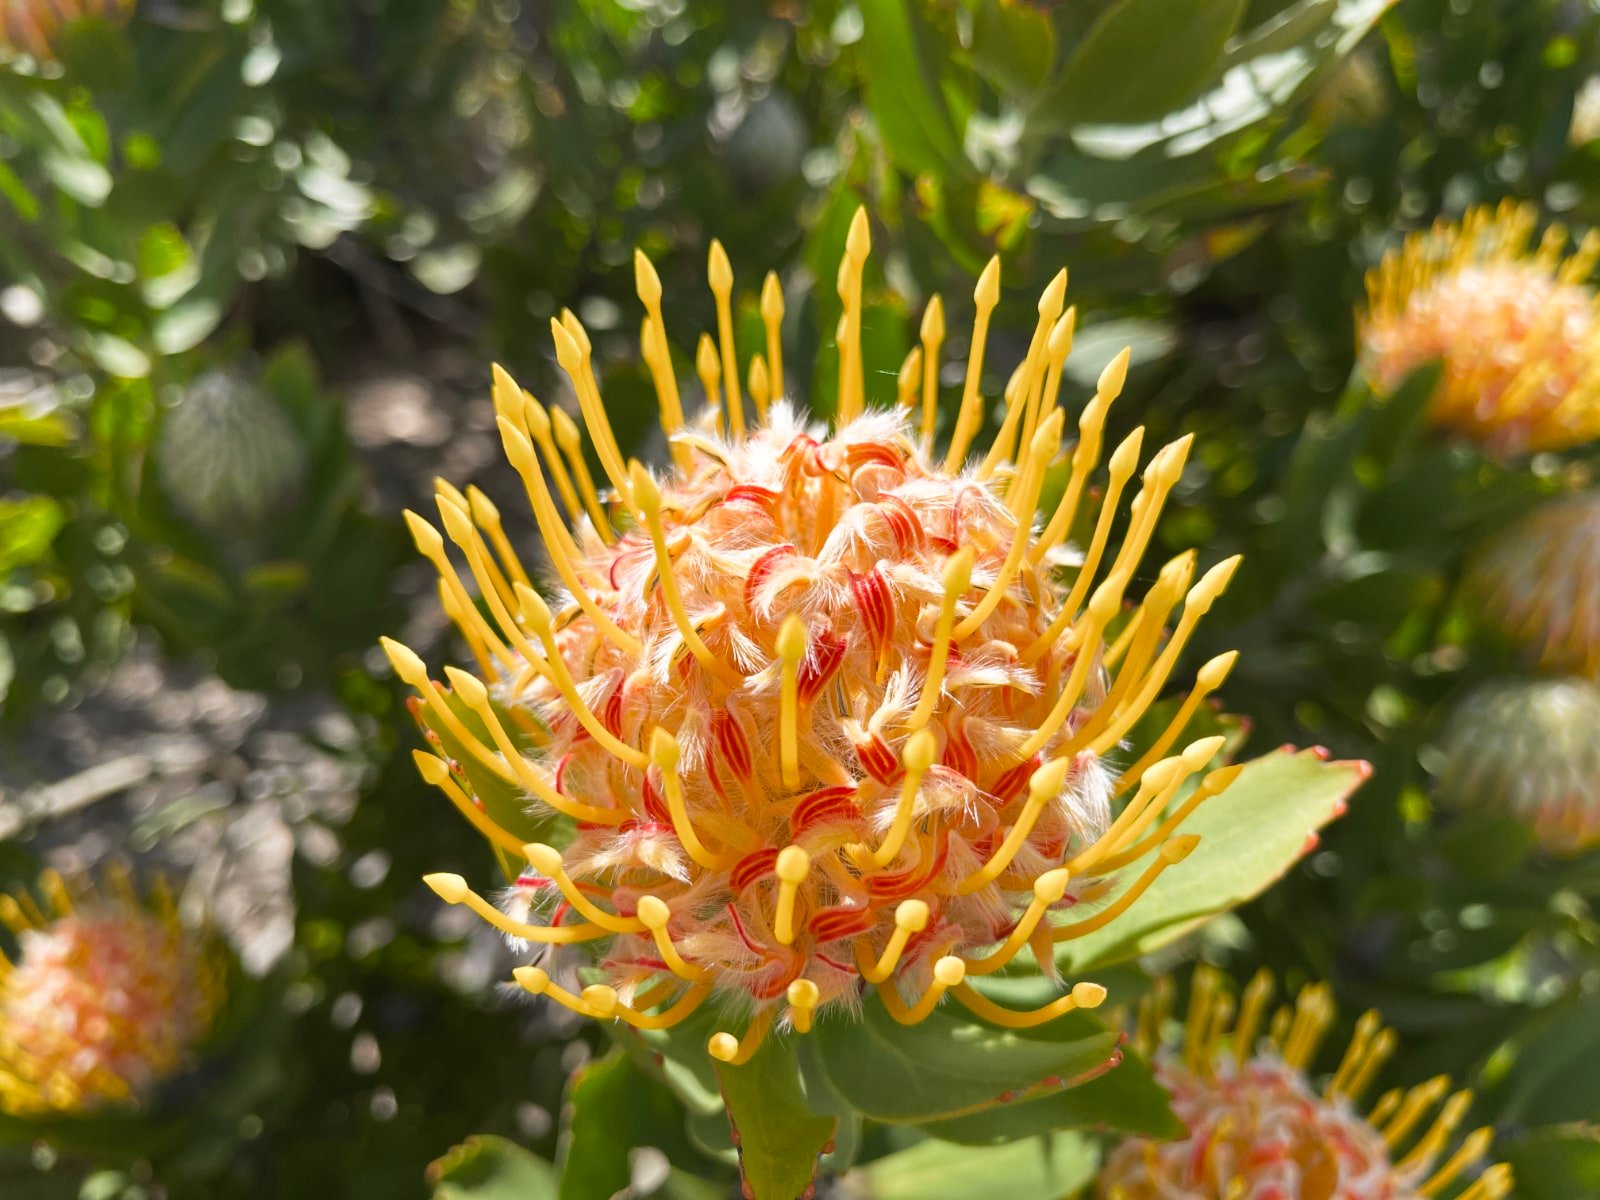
[0,863,224,1116]
[1,0,130,59]
[1436,677,1600,857]
[384,208,1246,1063]
[1358,201,1600,454]
[1463,493,1600,678]
[1098,968,1511,1200]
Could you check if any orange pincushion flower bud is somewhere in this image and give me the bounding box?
[1358,201,1600,454]
[0,864,224,1116]
[1098,969,1511,1200]
[389,211,1245,1054]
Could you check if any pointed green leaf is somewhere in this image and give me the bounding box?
[858,0,971,178]
[970,0,1056,98]
[842,1132,1099,1200]
[557,1052,706,1200]
[813,1001,1119,1123]
[1501,1124,1600,1200]
[714,1038,835,1200]
[1057,748,1367,973]
[428,1136,557,1199]
[1041,0,1244,128]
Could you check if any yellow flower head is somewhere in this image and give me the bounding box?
[387,209,1245,1062]
[1464,492,1600,678]
[1,0,131,60]
[1098,968,1511,1200]
[1358,201,1600,454]
[1437,677,1600,857]
[0,863,224,1116]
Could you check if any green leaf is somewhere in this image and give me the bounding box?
[858,0,971,178]
[1502,1125,1600,1200]
[841,1132,1099,1200]
[428,1136,558,1200]
[0,497,64,572]
[1057,748,1368,973]
[557,1053,703,1200]
[970,0,1056,98]
[714,1037,835,1200]
[813,1001,1120,1124]
[1042,0,1244,128]
[1493,994,1600,1127]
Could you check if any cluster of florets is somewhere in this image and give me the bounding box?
[0,866,222,1116]
[387,209,1244,1060]
[1098,970,1511,1200]
[1359,201,1600,454]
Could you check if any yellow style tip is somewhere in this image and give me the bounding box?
[649,726,681,769]
[1070,981,1108,1007]
[522,842,564,875]
[581,984,619,1018]
[412,750,450,786]
[513,965,549,994]
[760,271,784,319]
[548,404,581,450]
[1039,268,1068,318]
[846,206,872,261]
[515,582,554,631]
[788,979,820,1007]
[1034,867,1071,904]
[943,546,976,594]
[1098,346,1132,397]
[775,845,811,883]
[708,239,733,294]
[1181,735,1227,771]
[921,294,946,341]
[423,873,469,904]
[933,956,967,987]
[629,460,661,515]
[695,333,721,381]
[1030,755,1073,801]
[776,614,807,662]
[634,249,662,305]
[380,637,428,685]
[465,485,500,525]
[895,898,931,932]
[442,665,488,709]
[636,895,671,929]
[548,318,580,370]
[975,256,1002,308]
[1198,649,1240,689]
[403,510,445,556]
[1047,307,1077,361]
[1162,834,1201,863]
[708,1032,740,1062]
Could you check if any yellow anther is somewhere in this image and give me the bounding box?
[631,462,743,687]
[919,294,945,453]
[868,727,939,867]
[707,238,743,438]
[695,332,723,434]
[523,842,644,934]
[772,845,810,946]
[1051,835,1200,942]
[956,411,1062,639]
[761,271,785,404]
[906,547,976,732]
[411,751,525,855]
[963,867,1071,975]
[748,353,771,421]
[426,876,607,943]
[636,895,708,981]
[959,755,1072,894]
[858,898,931,983]
[777,614,807,790]
[787,979,821,1033]
[944,256,1002,470]
[517,585,650,769]
[878,956,966,1025]
[951,979,1107,1028]
[708,1008,772,1065]
[649,727,735,870]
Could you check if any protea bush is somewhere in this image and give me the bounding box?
[1097,968,1510,1200]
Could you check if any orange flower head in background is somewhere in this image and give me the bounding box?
[1,0,131,60]
[1098,968,1511,1200]
[0,864,224,1116]
[1359,201,1600,454]
[1464,491,1600,679]
[385,209,1245,1062]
